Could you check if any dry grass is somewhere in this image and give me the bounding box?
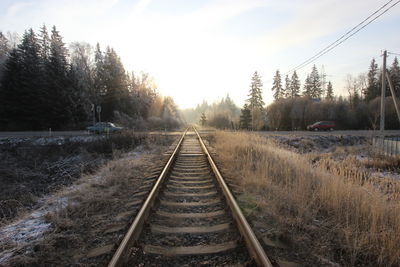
[213,131,400,266]
[327,143,400,172]
[364,155,400,171]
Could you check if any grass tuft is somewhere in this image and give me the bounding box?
[214,131,400,266]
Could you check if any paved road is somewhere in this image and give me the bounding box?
[0,129,399,138]
[198,129,400,137]
[255,130,400,136]
[0,131,89,138]
[0,130,183,138]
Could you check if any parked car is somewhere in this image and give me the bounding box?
[307,121,335,131]
[87,122,123,133]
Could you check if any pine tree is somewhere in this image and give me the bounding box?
[290,71,300,97]
[326,81,334,100]
[239,104,252,130]
[200,112,207,126]
[271,70,283,100]
[365,58,379,102]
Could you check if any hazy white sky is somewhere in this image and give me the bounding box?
[1,0,400,108]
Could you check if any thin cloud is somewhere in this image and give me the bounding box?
[182,0,270,29]
[130,0,152,18]
[5,1,34,17]
[261,0,400,55]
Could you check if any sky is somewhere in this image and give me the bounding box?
[1,0,400,109]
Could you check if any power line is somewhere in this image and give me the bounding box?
[388,51,400,56]
[285,0,395,74]
[284,0,400,76]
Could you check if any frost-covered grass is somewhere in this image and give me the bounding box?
[0,132,163,223]
[214,131,400,266]
[0,135,173,266]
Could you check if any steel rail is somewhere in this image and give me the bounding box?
[108,128,188,267]
[194,127,273,267]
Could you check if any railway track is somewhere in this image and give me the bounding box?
[108,128,272,266]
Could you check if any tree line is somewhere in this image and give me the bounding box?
[191,58,399,130]
[271,66,334,101]
[0,26,181,131]
[181,95,240,128]
[181,72,266,130]
[267,59,400,130]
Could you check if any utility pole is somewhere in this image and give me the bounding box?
[380,50,387,135]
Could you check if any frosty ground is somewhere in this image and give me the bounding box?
[0,132,176,266]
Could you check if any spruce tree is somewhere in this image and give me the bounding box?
[39,25,50,63]
[37,25,51,123]
[284,75,290,98]
[101,46,129,120]
[18,29,42,124]
[365,58,379,102]
[46,26,73,128]
[247,71,264,130]
[309,65,322,98]
[290,71,300,97]
[303,75,312,97]
[239,104,251,130]
[0,32,9,80]
[224,94,237,117]
[271,70,283,100]
[0,48,20,127]
[0,29,42,129]
[200,112,207,126]
[49,26,68,73]
[326,81,334,100]
[247,71,264,109]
